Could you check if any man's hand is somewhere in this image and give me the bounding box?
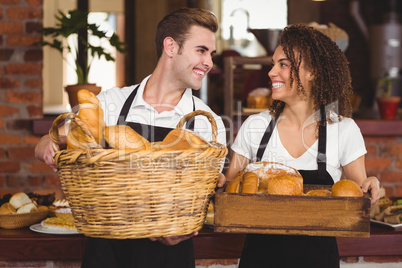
[149,232,198,246]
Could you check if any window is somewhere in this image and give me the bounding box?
[42,0,124,114]
[220,0,287,57]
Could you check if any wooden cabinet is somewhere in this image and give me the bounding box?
[223,56,272,144]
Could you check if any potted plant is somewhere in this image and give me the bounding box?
[376,72,401,119]
[38,9,126,110]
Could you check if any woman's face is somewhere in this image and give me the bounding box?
[268,45,313,104]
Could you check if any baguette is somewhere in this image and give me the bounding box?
[66,89,106,149]
[105,125,150,150]
[77,89,106,144]
[159,129,209,150]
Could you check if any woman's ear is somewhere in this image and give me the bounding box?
[163,37,176,58]
[307,71,315,82]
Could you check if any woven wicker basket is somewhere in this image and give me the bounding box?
[0,209,49,229]
[50,110,227,239]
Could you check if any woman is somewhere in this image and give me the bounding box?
[225,24,380,268]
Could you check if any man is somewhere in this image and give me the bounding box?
[35,7,226,268]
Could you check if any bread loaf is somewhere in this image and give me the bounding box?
[331,179,363,197]
[226,162,303,195]
[159,129,209,150]
[241,172,259,194]
[9,192,32,210]
[245,162,303,193]
[105,125,150,150]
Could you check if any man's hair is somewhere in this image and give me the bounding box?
[155,7,218,59]
[270,23,353,123]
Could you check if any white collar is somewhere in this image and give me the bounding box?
[131,74,194,116]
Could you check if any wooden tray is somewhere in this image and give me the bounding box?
[214,185,370,238]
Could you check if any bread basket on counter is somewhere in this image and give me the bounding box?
[50,110,227,239]
[0,208,49,229]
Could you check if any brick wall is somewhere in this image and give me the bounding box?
[0,0,63,199]
[365,136,402,197]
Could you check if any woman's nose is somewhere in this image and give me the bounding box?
[268,66,276,78]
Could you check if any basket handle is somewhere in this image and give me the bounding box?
[49,112,99,152]
[176,110,218,142]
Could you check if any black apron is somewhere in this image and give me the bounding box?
[81,85,196,268]
[239,108,340,268]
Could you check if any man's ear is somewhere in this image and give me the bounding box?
[163,37,176,58]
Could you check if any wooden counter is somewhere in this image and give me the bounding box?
[0,224,401,261]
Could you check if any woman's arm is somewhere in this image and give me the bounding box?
[342,155,380,205]
[225,151,250,181]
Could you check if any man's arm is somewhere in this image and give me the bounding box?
[35,124,68,172]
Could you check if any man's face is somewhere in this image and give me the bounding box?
[172,25,216,90]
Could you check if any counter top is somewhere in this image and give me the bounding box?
[1,223,401,261]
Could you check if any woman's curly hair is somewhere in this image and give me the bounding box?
[270,24,353,125]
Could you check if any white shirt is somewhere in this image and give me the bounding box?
[232,110,367,182]
[97,75,226,146]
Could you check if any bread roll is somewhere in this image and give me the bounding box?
[0,203,16,215]
[245,162,303,193]
[241,172,259,194]
[105,125,150,150]
[306,189,332,197]
[266,175,303,195]
[160,129,209,150]
[9,192,32,210]
[331,179,363,197]
[16,203,38,214]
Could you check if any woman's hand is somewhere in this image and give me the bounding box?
[149,232,198,246]
[361,176,380,205]
[217,173,226,188]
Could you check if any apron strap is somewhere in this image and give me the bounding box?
[256,116,277,162]
[118,84,140,124]
[317,106,327,179]
[117,84,196,131]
